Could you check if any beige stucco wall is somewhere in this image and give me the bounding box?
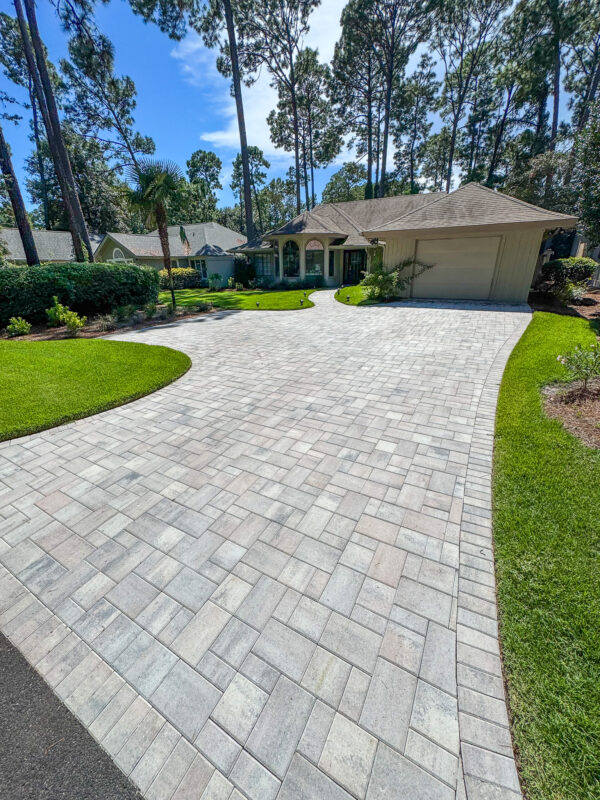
[379,225,545,303]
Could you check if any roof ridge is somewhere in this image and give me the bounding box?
[460,181,570,217]
[327,203,363,234]
[366,191,449,232]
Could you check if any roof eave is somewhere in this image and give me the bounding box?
[362,217,578,238]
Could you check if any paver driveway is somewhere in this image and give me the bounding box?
[0,291,530,800]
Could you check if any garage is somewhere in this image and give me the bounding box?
[412,236,501,300]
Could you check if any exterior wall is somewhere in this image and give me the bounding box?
[380,225,546,303]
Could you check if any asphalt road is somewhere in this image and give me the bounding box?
[0,633,142,800]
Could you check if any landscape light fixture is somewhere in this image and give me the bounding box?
[256,301,259,307]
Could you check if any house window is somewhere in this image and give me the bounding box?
[191,259,208,278]
[283,240,299,278]
[329,251,335,277]
[253,253,274,277]
[172,260,179,267]
[112,247,126,261]
[305,240,324,276]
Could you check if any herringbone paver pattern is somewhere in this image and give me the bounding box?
[0,291,529,800]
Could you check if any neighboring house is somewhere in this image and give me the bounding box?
[0,228,103,264]
[95,222,247,283]
[236,183,577,302]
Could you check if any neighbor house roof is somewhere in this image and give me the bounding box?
[363,183,577,235]
[100,222,246,258]
[0,228,103,262]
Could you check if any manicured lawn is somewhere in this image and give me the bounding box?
[333,285,378,305]
[0,340,190,442]
[494,312,600,800]
[160,288,317,310]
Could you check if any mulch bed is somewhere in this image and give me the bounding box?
[529,288,600,322]
[543,378,600,449]
[1,305,215,342]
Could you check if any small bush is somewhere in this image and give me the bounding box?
[115,304,137,322]
[541,256,597,289]
[144,302,157,319]
[63,310,86,337]
[0,262,158,327]
[6,316,31,337]
[227,276,235,289]
[361,257,432,302]
[234,258,256,287]
[166,303,175,317]
[235,282,244,291]
[557,341,600,391]
[97,313,117,331]
[208,273,222,291]
[46,296,70,327]
[194,301,213,312]
[158,267,204,290]
[554,280,588,304]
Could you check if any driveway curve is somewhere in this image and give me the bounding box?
[0,290,530,800]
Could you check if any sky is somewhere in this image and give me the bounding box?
[0,0,351,211]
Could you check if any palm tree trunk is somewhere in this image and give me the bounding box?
[156,203,175,307]
[0,123,39,266]
[223,0,254,241]
[22,0,94,261]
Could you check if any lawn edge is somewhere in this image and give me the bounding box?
[0,342,191,444]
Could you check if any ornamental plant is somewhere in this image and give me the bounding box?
[360,254,433,302]
[6,316,31,337]
[557,341,600,392]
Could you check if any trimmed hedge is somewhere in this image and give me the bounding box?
[0,262,159,326]
[158,267,205,289]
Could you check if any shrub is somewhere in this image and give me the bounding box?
[234,258,256,287]
[115,304,137,322]
[541,256,597,289]
[6,316,31,337]
[208,273,222,290]
[360,257,432,302]
[227,276,235,289]
[194,301,213,312]
[0,262,158,327]
[555,280,588,304]
[557,341,600,391]
[144,302,157,319]
[46,296,70,327]
[158,267,204,290]
[63,310,86,337]
[235,282,244,291]
[166,303,175,317]
[97,313,117,331]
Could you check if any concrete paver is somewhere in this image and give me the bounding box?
[0,291,529,799]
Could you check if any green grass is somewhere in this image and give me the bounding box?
[494,312,600,800]
[0,339,190,442]
[160,288,317,310]
[333,284,378,306]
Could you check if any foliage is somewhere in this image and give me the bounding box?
[97,313,117,331]
[322,163,367,203]
[114,304,136,322]
[6,316,31,337]
[0,339,191,441]
[554,280,588,304]
[360,257,432,301]
[573,101,600,246]
[208,272,222,290]
[557,341,600,390]
[46,296,70,327]
[158,267,204,290]
[144,301,156,319]
[0,262,158,327]
[231,146,270,234]
[63,309,87,337]
[234,258,256,287]
[159,287,319,310]
[494,313,600,800]
[541,256,597,288]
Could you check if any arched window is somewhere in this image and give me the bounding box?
[112,247,126,261]
[283,240,299,278]
[305,240,324,276]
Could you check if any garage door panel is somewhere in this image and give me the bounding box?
[413,236,500,300]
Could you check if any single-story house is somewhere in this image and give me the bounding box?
[235,183,577,302]
[94,222,246,283]
[0,228,103,264]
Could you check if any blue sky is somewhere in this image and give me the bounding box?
[1,0,350,211]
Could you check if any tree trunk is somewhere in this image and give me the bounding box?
[29,80,49,229]
[308,112,316,209]
[365,65,373,200]
[21,0,94,261]
[578,59,600,132]
[302,143,310,210]
[486,87,513,186]
[251,178,264,233]
[445,116,459,192]
[290,78,302,214]
[379,71,393,197]
[223,0,254,241]
[156,203,175,307]
[549,37,561,151]
[0,123,39,266]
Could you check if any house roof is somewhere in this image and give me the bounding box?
[102,222,246,258]
[363,183,577,235]
[0,228,103,262]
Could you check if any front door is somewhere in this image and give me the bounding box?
[343,250,366,284]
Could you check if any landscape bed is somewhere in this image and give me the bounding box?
[493,312,600,800]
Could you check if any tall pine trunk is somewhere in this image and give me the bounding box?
[29,80,49,229]
[0,123,39,266]
[379,70,393,197]
[549,36,561,151]
[486,87,513,186]
[446,115,459,192]
[290,84,302,214]
[223,0,254,241]
[365,65,374,200]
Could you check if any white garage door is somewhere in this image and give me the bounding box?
[412,236,501,300]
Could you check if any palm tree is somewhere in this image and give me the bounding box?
[128,159,183,308]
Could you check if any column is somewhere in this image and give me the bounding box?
[278,239,284,281]
[323,239,330,285]
[299,238,306,281]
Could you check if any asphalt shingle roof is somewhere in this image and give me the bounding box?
[0,228,102,262]
[104,222,246,258]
